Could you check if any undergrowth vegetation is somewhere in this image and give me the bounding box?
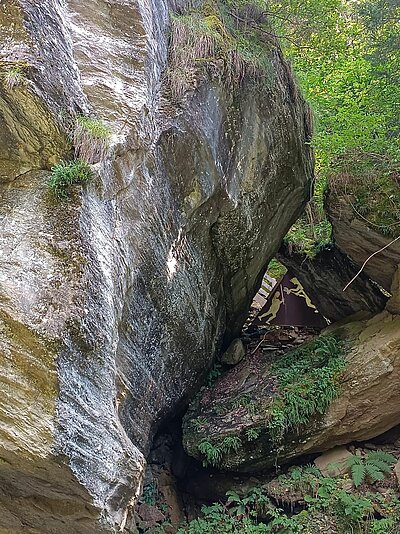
[3,66,25,89]
[346,451,397,488]
[167,0,277,98]
[267,334,347,443]
[73,114,111,164]
[190,334,347,467]
[175,462,400,534]
[48,160,93,199]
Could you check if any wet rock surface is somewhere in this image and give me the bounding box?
[0,1,313,532]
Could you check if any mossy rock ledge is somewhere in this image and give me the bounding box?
[183,312,400,472]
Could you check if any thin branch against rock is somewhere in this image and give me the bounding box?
[343,235,400,292]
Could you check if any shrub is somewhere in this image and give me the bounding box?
[73,115,111,163]
[49,159,93,199]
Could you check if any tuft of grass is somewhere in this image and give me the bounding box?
[49,159,93,200]
[267,334,347,443]
[166,2,274,99]
[2,65,25,89]
[73,115,111,164]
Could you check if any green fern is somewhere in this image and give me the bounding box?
[347,452,397,487]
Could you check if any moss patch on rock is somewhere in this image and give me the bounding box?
[183,334,347,469]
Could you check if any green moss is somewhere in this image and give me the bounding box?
[49,159,93,200]
[267,258,287,279]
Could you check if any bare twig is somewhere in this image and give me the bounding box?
[251,332,269,355]
[343,235,400,292]
[227,10,310,49]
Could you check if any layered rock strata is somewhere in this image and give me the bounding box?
[0,1,313,532]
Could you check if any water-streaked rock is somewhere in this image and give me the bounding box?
[0,1,313,531]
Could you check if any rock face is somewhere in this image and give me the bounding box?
[0,1,313,532]
[277,243,387,322]
[327,189,400,292]
[183,312,400,472]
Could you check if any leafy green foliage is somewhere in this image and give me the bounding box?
[73,114,111,163]
[347,451,397,488]
[269,464,321,502]
[177,487,273,533]
[207,363,223,386]
[177,469,400,533]
[274,0,400,247]
[141,482,158,506]
[48,159,93,199]
[198,435,242,467]
[266,259,287,280]
[267,335,347,442]
[246,427,261,442]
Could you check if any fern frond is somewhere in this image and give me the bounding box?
[351,463,366,487]
[368,459,392,473]
[346,454,363,467]
[365,464,385,483]
[367,451,397,465]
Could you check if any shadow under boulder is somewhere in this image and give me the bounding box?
[277,243,387,322]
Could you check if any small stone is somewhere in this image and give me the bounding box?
[220,339,246,366]
[315,446,352,477]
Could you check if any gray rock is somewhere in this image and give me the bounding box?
[183,312,400,472]
[221,339,246,366]
[0,1,313,532]
[277,243,387,322]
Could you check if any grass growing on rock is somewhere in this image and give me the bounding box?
[49,159,93,199]
[73,115,111,164]
[267,334,347,443]
[167,1,276,99]
[0,61,29,89]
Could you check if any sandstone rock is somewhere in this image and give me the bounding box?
[221,339,246,366]
[0,1,313,532]
[387,265,400,314]
[137,503,165,526]
[278,243,387,322]
[327,191,400,291]
[183,312,400,472]
[394,461,400,488]
[314,447,352,477]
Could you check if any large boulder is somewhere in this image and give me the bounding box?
[327,185,400,292]
[0,1,313,532]
[183,312,400,472]
[277,243,387,322]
